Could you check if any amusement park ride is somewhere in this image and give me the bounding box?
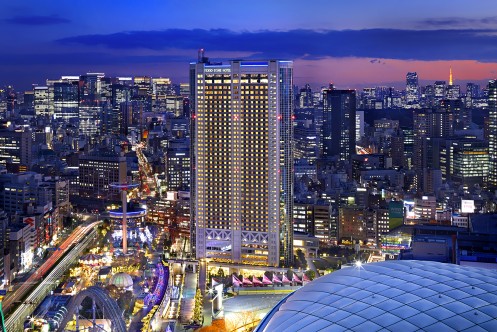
[110,182,139,255]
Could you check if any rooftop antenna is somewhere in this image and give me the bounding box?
[198,48,209,63]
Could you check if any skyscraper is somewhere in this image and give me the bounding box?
[53,78,79,122]
[434,81,446,103]
[79,73,105,141]
[33,86,50,117]
[322,86,356,161]
[406,72,420,106]
[191,58,293,267]
[413,109,454,192]
[488,80,497,188]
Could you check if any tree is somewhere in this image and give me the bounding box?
[225,311,259,332]
[217,267,225,278]
[117,291,134,316]
[106,284,120,300]
[193,288,203,323]
[198,319,227,332]
[305,270,316,280]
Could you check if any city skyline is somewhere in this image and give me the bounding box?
[3,1,497,89]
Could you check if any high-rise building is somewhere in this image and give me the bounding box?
[79,73,105,141]
[390,129,405,169]
[406,72,420,106]
[0,127,32,172]
[487,80,497,188]
[0,210,7,286]
[322,86,356,161]
[434,81,446,103]
[53,78,79,121]
[413,109,454,192]
[355,110,364,143]
[294,121,318,163]
[166,140,190,192]
[298,84,313,108]
[465,82,480,108]
[191,58,293,267]
[422,84,435,107]
[78,152,127,202]
[108,83,131,135]
[34,86,50,117]
[440,99,468,130]
[448,139,488,187]
[293,202,337,245]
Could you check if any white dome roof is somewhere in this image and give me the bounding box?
[256,260,497,331]
[109,272,133,288]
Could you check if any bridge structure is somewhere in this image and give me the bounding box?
[56,286,127,332]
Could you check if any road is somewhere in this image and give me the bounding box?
[136,143,158,196]
[4,222,100,332]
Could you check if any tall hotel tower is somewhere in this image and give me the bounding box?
[191,55,293,267]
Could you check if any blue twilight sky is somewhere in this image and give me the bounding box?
[2,0,497,89]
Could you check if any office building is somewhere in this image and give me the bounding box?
[294,121,318,163]
[465,82,480,108]
[488,80,497,188]
[79,73,105,141]
[0,127,32,172]
[34,86,50,117]
[166,140,190,192]
[405,72,419,106]
[78,152,127,202]
[338,205,365,244]
[434,80,446,103]
[53,78,79,121]
[413,109,454,192]
[444,139,488,187]
[293,202,337,245]
[322,86,356,161]
[191,58,293,267]
[0,210,7,286]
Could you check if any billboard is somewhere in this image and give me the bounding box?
[461,200,475,213]
[389,201,404,230]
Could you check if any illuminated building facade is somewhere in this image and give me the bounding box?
[53,79,79,121]
[322,86,356,161]
[166,146,190,192]
[79,73,105,141]
[405,72,419,106]
[191,59,293,267]
[0,128,32,172]
[33,86,50,117]
[488,80,497,188]
[78,153,127,201]
[444,139,489,187]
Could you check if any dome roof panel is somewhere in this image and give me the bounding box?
[255,261,497,332]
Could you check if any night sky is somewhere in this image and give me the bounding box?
[2,0,497,90]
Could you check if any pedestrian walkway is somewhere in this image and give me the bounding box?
[178,272,197,323]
